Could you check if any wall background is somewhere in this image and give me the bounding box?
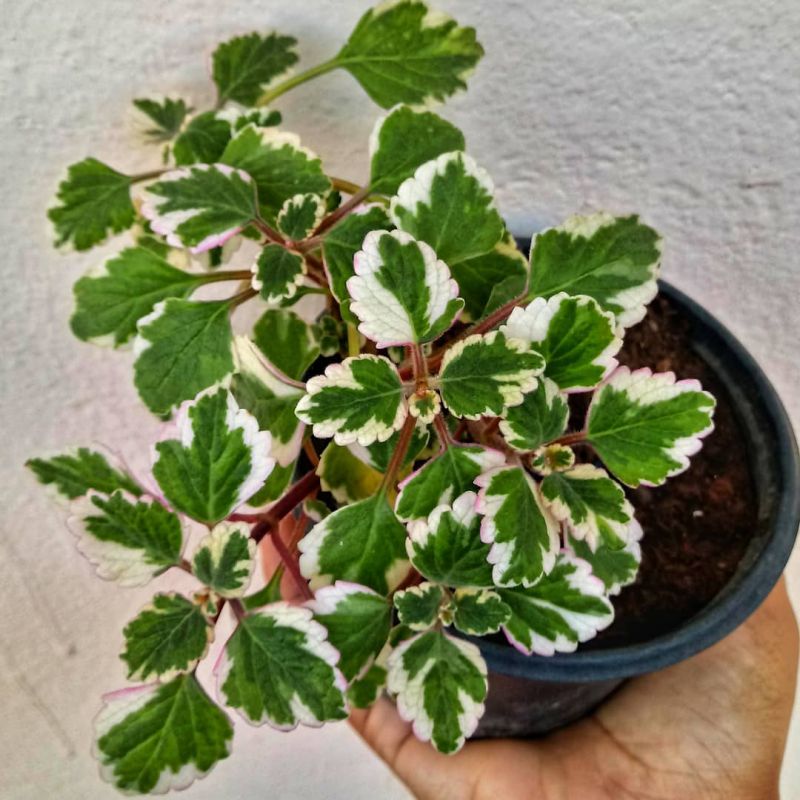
[1,0,798,797]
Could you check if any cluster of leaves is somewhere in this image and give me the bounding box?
[30,1,716,794]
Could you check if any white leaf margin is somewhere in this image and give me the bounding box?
[193,521,257,598]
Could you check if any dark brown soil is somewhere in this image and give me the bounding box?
[586,294,757,648]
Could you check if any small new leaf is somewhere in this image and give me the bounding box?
[387,629,487,754]
[121,593,212,681]
[277,193,326,239]
[336,1,484,108]
[192,522,256,598]
[218,603,347,729]
[452,589,511,636]
[394,583,445,631]
[253,307,320,381]
[251,243,306,303]
[437,331,544,419]
[348,230,463,347]
[295,355,407,446]
[500,377,569,452]
[586,367,716,487]
[48,158,134,251]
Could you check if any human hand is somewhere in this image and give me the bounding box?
[350,579,798,800]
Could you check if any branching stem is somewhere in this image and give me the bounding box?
[381,414,417,493]
[432,414,453,447]
[230,470,321,528]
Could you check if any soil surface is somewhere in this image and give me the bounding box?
[586,294,757,648]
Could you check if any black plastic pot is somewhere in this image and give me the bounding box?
[472,276,800,738]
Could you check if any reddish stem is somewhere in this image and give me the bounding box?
[309,187,370,239]
[253,217,287,246]
[229,470,320,527]
[432,414,452,447]
[381,415,417,493]
[265,518,314,601]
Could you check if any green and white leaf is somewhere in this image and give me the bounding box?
[348,229,463,347]
[217,602,347,729]
[407,388,441,425]
[387,629,487,754]
[348,659,388,709]
[394,583,446,631]
[251,243,306,303]
[530,443,576,475]
[295,355,407,446]
[212,31,299,106]
[498,553,614,655]
[390,151,503,266]
[368,105,465,195]
[298,492,409,595]
[395,444,505,522]
[192,522,256,598]
[245,461,295,508]
[335,1,483,108]
[500,377,569,452]
[277,192,326,239]
[348,422,429,474]
[48,158,134,251]
[94,674,232,794]
[121,593,212,681]
[528,214,662,329]
[153,388,274,524]
[140,164,258,253]
[406,490,494,587]
[132,96,191,143]
[452,589,511,636]
[541,464,635,550]
[67,491,183,586]
[317,442,382,504]
[567,522,642,595]
[253,307,320,381]
[502,293,621,391]
[586,367,716,487]
[475,466,559,587]
[311,582,392,681]
[27,447,140,501]
[133,298,234,415]
[436,331,544,419]
[172,111,234,166]
[71,246,205,346]
[221,125,330,221]
[231,335,304,465]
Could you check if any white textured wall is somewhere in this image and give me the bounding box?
[1,0,799,797]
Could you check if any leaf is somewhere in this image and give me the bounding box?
[231,336,304,466]
[298,491,409,594]
[121,593,212,681]
[133,298,234,415]
[336,1,484,108]
[172,111,234,166]
[48,158,134,251]
[406,490,493,587]
[540,464,635,550]
[277,192,327,239]
[475,466,559,587]
[317,442,383,505]
[153,388,274,524]
[452,232,528,320]
[132,96,191,143]
[394,583,445,631]
[436,331,544,419]
[221,125,330,221]
[295,355,407,446]
[192,522,257,597]
[567,523,642,595]
[71,246,205,346]
[212,32,299,106]
[67,491,183,586]
[387,629,486,754]
[311,582,392,681]
[395,444,505,522]
[94,674,232,793]
[390,151,503,266]
[27,447,140,500]
[499,377,569,452]
[452,589,511,636]
[249,243,305,303]
[528,214,662,329]
[348,230,463,347]
[246,461,294,507]
[322,205,392,316]
[368,105,465,195]
[217,603,347,728]
[253,307,320,381]
[348,423,429,473]
[498,554,614,655]
[586,367,716,487]
[140,164,258,253]
[502,293,621,391]
[348,662,388,708]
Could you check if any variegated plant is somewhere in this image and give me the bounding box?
[29,1,717,793]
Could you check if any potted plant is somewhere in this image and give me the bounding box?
[28,1,799,793]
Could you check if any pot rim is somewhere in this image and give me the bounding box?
[471,279,800,682]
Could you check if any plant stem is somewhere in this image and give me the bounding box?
[227,287,257,309]
[548,431,588,447]
[303,438,320,467]
[255,58,340,107]
[432,414,452,447]
[331,176,364,195]
[230,470,321,528]
[253,217,287,246]
[311,187,371,238]
[346,323,361,357]
[266,519,314,601]
[230,598,246,621]
[410,343,428,385]
[130,167,168,184]
[198,269,253,283]
[381,415,417,493]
